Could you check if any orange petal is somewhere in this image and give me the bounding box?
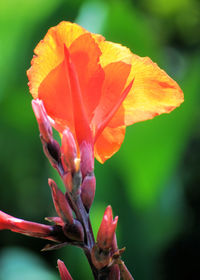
[69,33,105,121]
[98,40,133,67]
[38,58,74,133]
[122,54,184,125]
[27,21,88,99]
[94,125,126,163]
[92,61,131,139]
[63,45,92,144]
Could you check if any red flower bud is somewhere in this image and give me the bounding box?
[81,174,96,212]
[32,99,52,143]
[0,210,59,242]
[80,141,94,178]
[63,219,84,242]
[61,128,77,173]
[97,206,118,250]
[43,139,61,169]
[57,259,73,280]
[48,179,73,225]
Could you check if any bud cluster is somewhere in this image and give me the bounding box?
[91,206,122,278]
[0,99,133,280]
[32,99,96,211]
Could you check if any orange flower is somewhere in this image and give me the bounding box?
[27,21,183,163]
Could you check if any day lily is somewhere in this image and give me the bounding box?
[27,21,183,164]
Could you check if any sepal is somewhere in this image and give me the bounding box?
[80,141,94,178]
[63,219,84,242]
[81,174,96,212]
[0,210,62,242]
[32,99,52,143]
[43,139,61,170]
[57,259,73,280]
[48,179,73,224]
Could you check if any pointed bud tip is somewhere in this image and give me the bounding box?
[32,99,52,143]
[48,178,53,185]
[48,178,73,225]
[48,178,56,188]
[32,99,42,118]
[57,259,72,280]
[97,206,118,250]
[104,205,113,221]
[113,216,118,225]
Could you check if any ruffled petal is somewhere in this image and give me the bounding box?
[27,21,87,98]
[94,125,126,163]
[98,40,133,67]
[109,54,184,128]
[27,21,184,164]
[38,59,74,133]
[125,54,184,124]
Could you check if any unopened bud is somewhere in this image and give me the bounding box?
[0,210,61,242]
[44,139,61,167]
[48,179,73,225]
[57,259,73,280]
[81,174,96,212]
[63,219,84,242]
[97,206,118,250]
[61,129,77,173]
[32,99,52,143]
[80,141,94,178]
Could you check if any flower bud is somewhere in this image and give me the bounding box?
[32,99,52,143]
[63,219,84,242]
[48,179,73,225]
[81,174,96,212]
[61,128,77,173]
[80,141,94,179]
[43,139,61,169]
[97,206,118,250]
[57,259,73,280]
[0,210,61,242]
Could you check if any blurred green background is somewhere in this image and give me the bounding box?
[0,0,200,279]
